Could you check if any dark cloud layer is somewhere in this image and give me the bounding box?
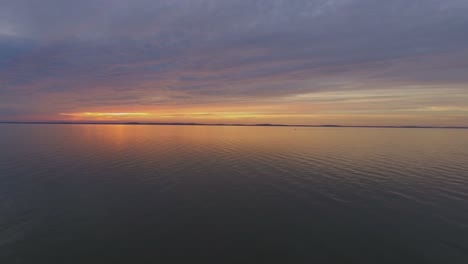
[0,0,467,124]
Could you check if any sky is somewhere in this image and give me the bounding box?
[1,0,468,126]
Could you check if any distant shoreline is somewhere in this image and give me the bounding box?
[0,121,467,130]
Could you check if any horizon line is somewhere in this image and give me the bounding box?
[0,121,467,129]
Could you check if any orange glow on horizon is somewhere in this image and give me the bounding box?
[54,105,468,126]
[61,112,151,118]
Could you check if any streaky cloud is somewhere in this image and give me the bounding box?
[0,0,467,125]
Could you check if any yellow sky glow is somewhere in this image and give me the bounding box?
[61,112,150,118]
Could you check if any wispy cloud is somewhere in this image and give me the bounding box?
[1,0,467,125]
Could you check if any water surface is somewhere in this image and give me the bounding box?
[1,124,467,263]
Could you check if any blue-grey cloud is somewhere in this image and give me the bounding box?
[0,0,468,123]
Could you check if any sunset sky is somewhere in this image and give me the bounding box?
[1,0,468,125]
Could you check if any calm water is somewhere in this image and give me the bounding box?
[0,124,467,263]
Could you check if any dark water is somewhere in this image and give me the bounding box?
[1,124,467,263]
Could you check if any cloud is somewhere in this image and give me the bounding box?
[0,0,467,124]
